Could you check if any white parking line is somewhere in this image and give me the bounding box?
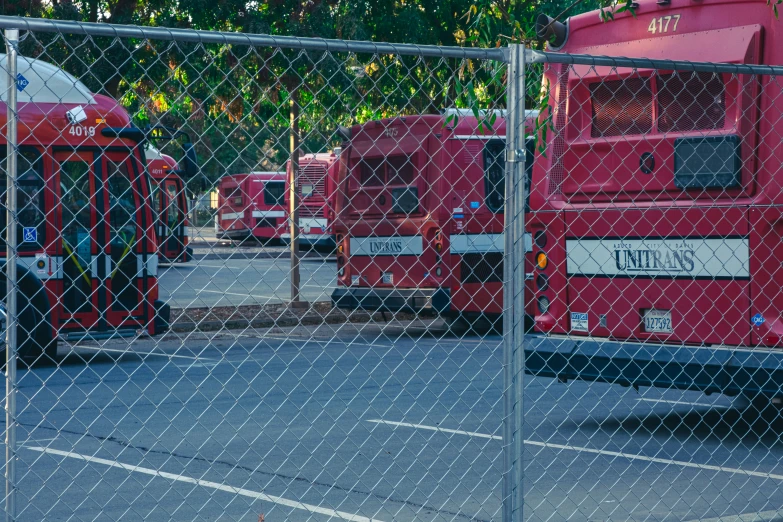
[637,398,730,409]
[368,420,783,482]
[367,419,502,440]
[197,289,278,300]
[27,447,384,522]
[74,345,216,362]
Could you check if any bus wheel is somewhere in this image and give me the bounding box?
[445,313,502,336]
[0,293,55,367]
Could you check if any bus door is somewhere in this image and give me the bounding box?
[56,150,146,333]
[102,151,145,328]
[57,150,101,330]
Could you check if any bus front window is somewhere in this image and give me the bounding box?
[0,149,46,251]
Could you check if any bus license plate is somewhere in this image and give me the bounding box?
[643,309,672,333]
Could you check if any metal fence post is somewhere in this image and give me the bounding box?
[4,27,18,522]
[289,89,305,307]
[502,42,526,522]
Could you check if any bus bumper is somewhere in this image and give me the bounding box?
[331,287,450,314]
[525,334,783,397]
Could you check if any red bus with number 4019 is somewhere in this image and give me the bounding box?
[0,55,172,364]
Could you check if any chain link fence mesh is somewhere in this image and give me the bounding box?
[522,48,783,521]
[1,14,782,522]
[0,19,521,522]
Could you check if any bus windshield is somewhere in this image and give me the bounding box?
[0,148,46,251]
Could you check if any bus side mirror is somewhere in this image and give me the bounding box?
[182,142,199,179]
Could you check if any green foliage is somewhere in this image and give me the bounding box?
[6,0,490,187]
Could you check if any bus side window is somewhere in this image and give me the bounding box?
[483,140,505,213]
[264,181,285,206]
[0,148,46,251]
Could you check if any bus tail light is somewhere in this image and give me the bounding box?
[534,230,547,248]
[432,228,443,252]
[537,296,550,314]
[536,252,548,270]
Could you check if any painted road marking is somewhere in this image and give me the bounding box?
[637,398,730,409]
[367,419,502,440]
[27,447,385,522]
[368,419,783,482]
[74,345,216,362]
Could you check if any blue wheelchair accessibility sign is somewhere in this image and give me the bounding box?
[22,227,37,243]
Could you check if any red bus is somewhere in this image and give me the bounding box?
[216,172,286,242]
[147,145,191,263]
[1,56,171,362]
[330,111,536,326]
[283,152,339,249]
[525,0,783,398]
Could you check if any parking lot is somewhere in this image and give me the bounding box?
[6,326,783,521]
[158,255,336,308]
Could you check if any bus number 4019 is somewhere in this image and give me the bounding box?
[68,125,96,137]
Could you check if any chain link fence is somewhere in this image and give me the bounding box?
[0,16,527,522]
[522,45,783,521]
[1,12,782,522]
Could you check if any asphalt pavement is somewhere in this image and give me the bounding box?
[7,325,783,521]
[158,255,337,309]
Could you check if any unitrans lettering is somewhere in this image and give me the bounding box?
[370,240,403,254]
[613,241,696,273]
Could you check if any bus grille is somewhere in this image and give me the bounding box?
[548,64,569,196]
[591,77,653,137]
[460,252,503,284]
[657,72,725,132]
[299,163,327,198]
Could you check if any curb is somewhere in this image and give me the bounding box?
[685,510,783,522]
[168,309,383,333]
[186,252,333,262]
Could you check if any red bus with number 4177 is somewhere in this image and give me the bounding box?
[525,0,783,399]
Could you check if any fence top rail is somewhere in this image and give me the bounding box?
[528,49,783,77]
[0,15,507,62]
